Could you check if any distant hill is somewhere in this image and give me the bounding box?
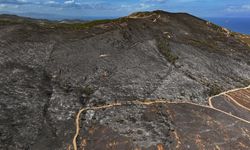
[205,17,250,34]
[0,11,117,21]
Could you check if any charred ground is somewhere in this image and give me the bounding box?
[0,10,250,149]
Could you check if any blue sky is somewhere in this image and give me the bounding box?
[0,0,250,19]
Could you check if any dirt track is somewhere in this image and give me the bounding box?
[70,85,250,150]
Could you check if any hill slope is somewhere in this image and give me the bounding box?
[0,11,250,149]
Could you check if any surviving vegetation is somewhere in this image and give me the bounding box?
[157,38,179,64]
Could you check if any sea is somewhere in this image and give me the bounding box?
[204,17,250,35]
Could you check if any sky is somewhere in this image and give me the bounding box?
[0,0,250,20]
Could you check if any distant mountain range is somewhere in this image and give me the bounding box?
[0,11,118,21]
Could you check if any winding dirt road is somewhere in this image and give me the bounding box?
[69,85,250,150]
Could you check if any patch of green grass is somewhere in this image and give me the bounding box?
[209,23,222,31]
[81,86,94,96]
[129,11,153,17]
[0,20,17,25]
[240,79,250,86]
[209,84,223,96]
[0,19,37,26]
[189,39,217,50]
[43,17,129,30]
[157,39,178,64]
[1,17,129,30]
[48,19,113,29]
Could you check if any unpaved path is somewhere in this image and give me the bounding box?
[70,85,250,150]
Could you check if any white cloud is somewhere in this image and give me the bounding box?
[226,4,250,12]
[46,1,59,4]
[142,0,167,3]
[0,3,19,9]
[150,0,166,2]
[0,4,7,8]
[64,0,74,4]
[139,3,152,9]
[242,5,250,10]
[17,0,27,2]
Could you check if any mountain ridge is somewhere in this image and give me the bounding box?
[0,10,250,149]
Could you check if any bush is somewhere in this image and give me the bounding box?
[81,86,94,96]
[157,39,178,64]
[242,79,250,86]
[209,84,223,96]
[43,18,129,30]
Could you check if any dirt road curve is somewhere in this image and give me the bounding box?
[69,85,250,150]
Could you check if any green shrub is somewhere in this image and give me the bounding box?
[43,17,129,30]
[81,86,94,96]
[157,39,178,64]
[189,39,216,50]
[242,79,250,86]
[209,84,223,96]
